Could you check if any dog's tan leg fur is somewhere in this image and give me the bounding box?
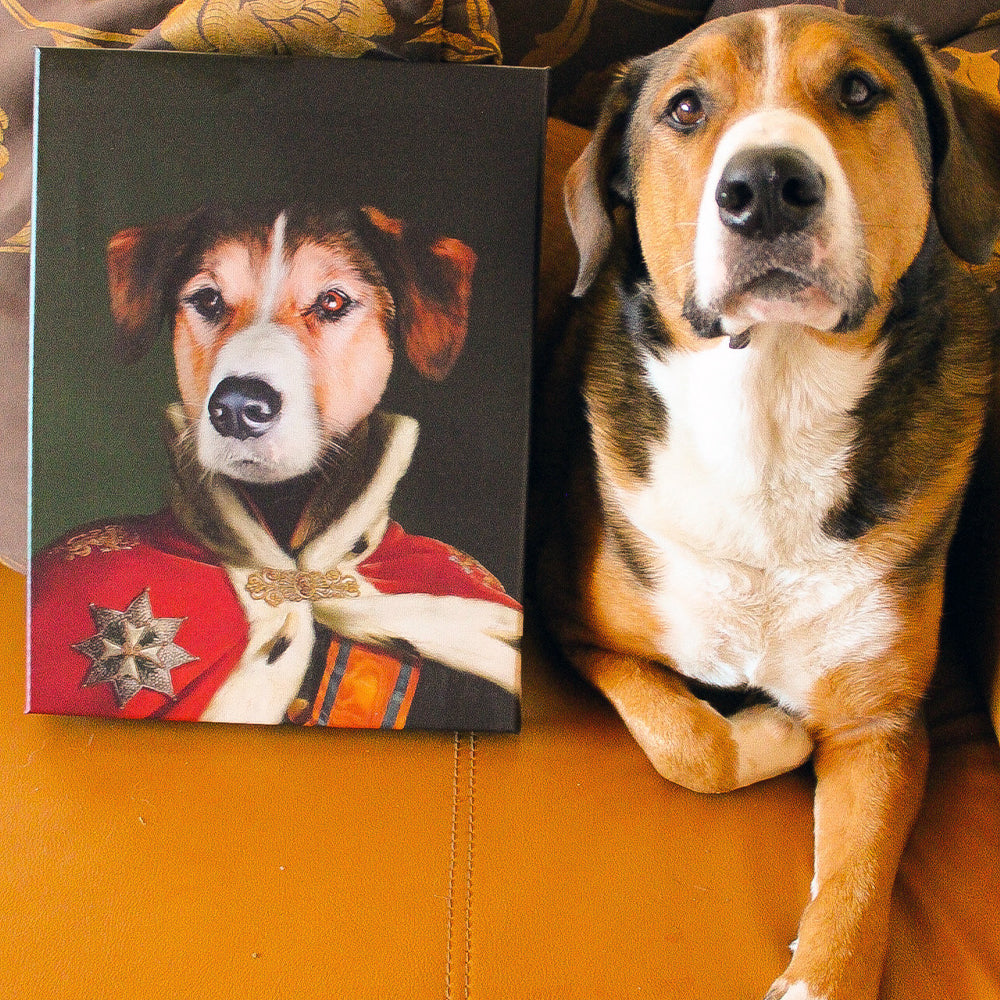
[573,649,815,794]
[766,717,929,1000]
[767,598,940,1000]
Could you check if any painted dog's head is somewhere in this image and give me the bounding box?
[106,203,476,483]
[566,6,1000,348]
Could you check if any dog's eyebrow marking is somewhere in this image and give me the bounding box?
[258,211,289,323]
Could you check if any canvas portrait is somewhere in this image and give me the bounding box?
[27,49,547,732]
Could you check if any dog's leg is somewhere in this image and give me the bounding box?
[575,648,815,793]
[765,715,929,1000]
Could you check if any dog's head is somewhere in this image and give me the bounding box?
[106,203,476,483]
[566,6,1000,346]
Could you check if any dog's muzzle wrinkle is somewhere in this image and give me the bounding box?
[716,147,826,240]
[208,375,283,441]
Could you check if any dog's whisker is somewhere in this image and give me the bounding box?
[665,259,696,279]
[318,440,350,467]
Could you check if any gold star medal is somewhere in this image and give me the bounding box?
[72,589,197,708]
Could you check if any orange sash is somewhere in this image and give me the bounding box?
[287,639,420,729]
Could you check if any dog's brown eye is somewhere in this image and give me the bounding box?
[186,287,225,323]
[314,289,352,321]
[839,71,882,111]
[665,91,706,131]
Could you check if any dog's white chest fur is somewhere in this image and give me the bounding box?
[615,326,895,710]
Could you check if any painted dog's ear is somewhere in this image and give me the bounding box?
[106,217,187,363]
[565,60,649,297]
[360,207,477,381]
[883,24,1000,265]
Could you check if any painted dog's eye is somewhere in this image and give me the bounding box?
[664,90,706,132]
[313,289,353,321]
[839,71,882,112]
[185,287,226,323]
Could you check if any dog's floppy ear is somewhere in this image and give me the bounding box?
[360,207,477,381]
[565,60,648,297]
[884,23,1000,265]
[107,214,195,363]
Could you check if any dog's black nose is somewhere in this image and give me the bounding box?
[715,147,825,239]
[208,376,282,440]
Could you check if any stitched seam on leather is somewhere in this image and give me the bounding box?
[445,733,477,999]
[464,732,477,999]
[446,731,460,1000]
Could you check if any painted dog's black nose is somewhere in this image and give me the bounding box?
[208,376,282,440]
[716,147,826,239]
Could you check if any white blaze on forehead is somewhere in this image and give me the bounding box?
[258,211,289,323]
[761,8,782,106]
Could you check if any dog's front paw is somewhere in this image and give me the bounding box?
[730,703,815,786]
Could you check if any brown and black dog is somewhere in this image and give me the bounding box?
[536,7,1000,999]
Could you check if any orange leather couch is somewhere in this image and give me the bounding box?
[3,115,1000,1000]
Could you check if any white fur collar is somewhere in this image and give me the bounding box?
[161,405,520,723]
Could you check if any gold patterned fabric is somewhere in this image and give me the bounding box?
[57,525,142,562]
[245,567,362,607]
[134,0,502,61]
[938,12,1000,91]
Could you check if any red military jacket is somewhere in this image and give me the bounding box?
[28,412,522,731]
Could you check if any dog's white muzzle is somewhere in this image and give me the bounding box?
[197,323,321,484]
[692,109,869,336]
